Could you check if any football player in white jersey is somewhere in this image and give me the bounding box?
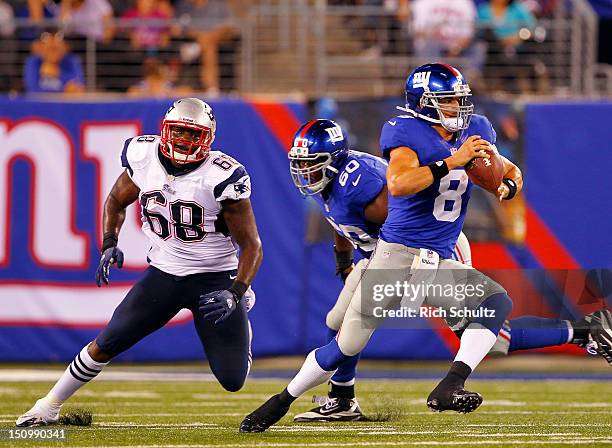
[16,98,263,427]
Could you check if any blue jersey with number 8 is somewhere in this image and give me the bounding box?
[379,113,496,258]
[312,151,387,257]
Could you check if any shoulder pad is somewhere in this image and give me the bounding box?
[121,135,159,175]
[469,114,496,144]
[209,152,251,201]
[337,155,385,208]
[380,116,424,159]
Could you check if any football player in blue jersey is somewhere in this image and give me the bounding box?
[287,118,472,422]
[239,65,612,432]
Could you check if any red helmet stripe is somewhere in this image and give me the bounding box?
[298,119,319,140]
[440,63,461,78]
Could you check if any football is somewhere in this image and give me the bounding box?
[465,147,505,193]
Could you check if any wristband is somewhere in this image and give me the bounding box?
[101,232,118,253]
[334,247,353,276]
[502,178,517,200]
[428,160,449,181]
[229,280,248,303]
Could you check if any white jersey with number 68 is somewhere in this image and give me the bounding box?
[121,135,251,276]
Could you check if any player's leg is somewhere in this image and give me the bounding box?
[16,267,182,427]
[294,258,368,422]
[425,260,512,413]
[452,231,472,266]
[486,310,612,365]
[193,301,251,391]
[240,240,414,432]
[189,271,252,392]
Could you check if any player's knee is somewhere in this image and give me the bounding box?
[89,340,113,363]
[218,375,246,392]
[325,308,343,332]
[476,293,513,334]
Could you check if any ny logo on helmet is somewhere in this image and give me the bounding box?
[325,125,344,143]
[413,71,431,90]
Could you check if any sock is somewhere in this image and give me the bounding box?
[441,361,472,388]
[508,316,572,352]
[330,356,359,389]
[428,361,472,403]
[329,381,355,399]
[569,316,590,345]
[326,327,338,342]
[278,388,297,406]
[46,345,108,404]
[329,327,358,397]
[454,323,498,371]
[286,350,337,398]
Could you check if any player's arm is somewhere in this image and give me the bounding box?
[199,198,262,324]
[497,156,523,201]
[387,136,491,197]
[364,185,388,224]
[96,170,140,286]
[333,231,354,282]
[102,170,140,246]
[221,198,263,291]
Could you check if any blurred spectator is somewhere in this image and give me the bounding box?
[174,0,239,92]
[24,31,85,94]
[122,0,171,51]
[15,0,60,41]
[0,0,15,37]
[477,0,544,93]
[477,0,536,45]
[60,0,114,43]
[410,0,485,78]
[127,57,190,97]
[0,0,17,92]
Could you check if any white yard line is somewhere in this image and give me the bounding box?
[95,422,218,428]
[29,439,612,448]
[0,370,217,383]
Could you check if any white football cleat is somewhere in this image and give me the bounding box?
[294,396,364,422]
[16,398,61,427]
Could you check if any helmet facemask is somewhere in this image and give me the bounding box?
[289,152,338,196]
[420,84,474,133]
[160,121,214,164]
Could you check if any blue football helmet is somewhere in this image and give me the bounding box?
[289,119,349,196]
[404,63,474,132]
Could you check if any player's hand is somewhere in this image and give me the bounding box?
[497,183,510,201]
[95,246,124,287]
[448,135,491,168]
[199,290,238,324]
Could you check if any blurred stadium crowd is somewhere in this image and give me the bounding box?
[0,0,610,97]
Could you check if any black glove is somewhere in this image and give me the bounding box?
[199,290,238,324]
[95,246,124,287]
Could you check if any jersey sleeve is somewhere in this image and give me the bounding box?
[471,114,497,145]
[379,117,422,161]
[213,165,251,202]
[342,162,385,210]
[120,137,135,177]
[119,135,155,187]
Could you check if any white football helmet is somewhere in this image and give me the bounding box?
[160,98,216,163]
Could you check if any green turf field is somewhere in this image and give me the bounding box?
[1,371,611,447]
